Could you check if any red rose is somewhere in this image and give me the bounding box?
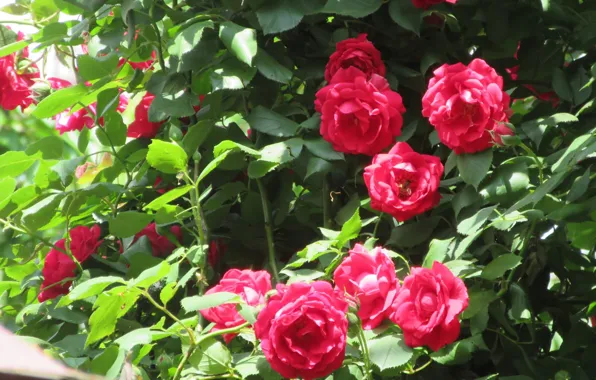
[254,281,348,380]
[200,269,271,343]
[364,142,443,222]
[69,225,103,262]
[422,59,513,154]
[413,0,456,9]
[38,225,103,302]
[325,34,386,82]
[127,93,165,139]
[333,244,399,329]
[315,67,406,156]
[134,223,182,257]
[38,240,76,302]
[208,239,227,267]
[0,31,39,111]
[390,261,469,351]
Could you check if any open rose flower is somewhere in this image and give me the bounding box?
[364,142,443,222]
[325,34,386,82]
[127,93,165,139]
[200,269,271,343]
[390,261,469,351]
[413,0,457,9]
[255,281,348,380]
[133,222,182,257]
[315,67,406,156]
[38,225,103,302]
[0,30,39,111]
[422,58,512,154]
[334,244,399,329]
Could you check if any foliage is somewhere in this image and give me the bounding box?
[0,0,595,379]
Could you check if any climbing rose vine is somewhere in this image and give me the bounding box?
[0,0,595,379]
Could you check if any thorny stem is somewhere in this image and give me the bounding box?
[151,22,167,71]
[323,175,332,229]
[518,142,543,183]
[255,178,280,283]
[358,326,372,379]
[140,289,196,346]
[402,359,433,375]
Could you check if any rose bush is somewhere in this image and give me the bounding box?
[0,0,595,380]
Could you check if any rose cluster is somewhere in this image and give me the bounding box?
[200,244,468,379]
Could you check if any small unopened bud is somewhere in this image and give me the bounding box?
[192,151,202,163]
[347,312,360,325]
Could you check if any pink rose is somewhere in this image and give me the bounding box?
[315,67,406,156]
[0,31,39,111]
[127,93,165,139]
[325,34,386,82]
[333,244,399,329]
[390,261,469,351]
[422,58,513,154]
[133,222,182,257]
[413,0,456,9]
[200,269,271,343]
[364,142,443,222]
[254,281,348,380]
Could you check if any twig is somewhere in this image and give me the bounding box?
[255,178,280,283]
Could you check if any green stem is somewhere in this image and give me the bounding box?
[151,22,166,70]
[403,359,432,375]
[255,178,280,283]
[140,289,196,346]
[323,175,332,229]
[173,321,250,380]
[519,142,543,183]
[497,220,536,297]
[358,326,372,379]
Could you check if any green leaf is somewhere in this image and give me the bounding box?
[87,287,140,346]
[183,120,214,156]
[457,150,493,188]
[388,217,440,247]
[0,177,16,209]
[21,193,62,230]
[210,56,257,90]
[423,238,456,267]
[147,140,189,174]
[552,134,595,173]
[114,328,153,351]
[256,0,304,35]
[168,21,214,63]
[323,0,383,18]
[462,289,497,319]
[303,138,344,161]
[32,84,89,118]
[305,157,333,181]
[160,282,177,305]
[457,206,497,236]
[246,106,299,137]
[131,261,171,289]
[144,185,193,211]
[77,54,119,81]
[103,111,127,146]
[255,48,293,83]
[431,337,481,365]
[213,140,261,157]
[479,161,529,202]
[0,39,29,58]
[25,136,64,159]
[481,254,522,280]
[567,222,596,250]
[368,334,414,371]
[180,292,241,313]
[188,338,232,375]
[521,113,578,147]
[198,150,232,182]
[335,208,361,247]
[218,22,257,66]
[552,68,573,103]
[0,151,39,179]
[109,211,154,238]
[567,167,591,203]
[248,160,279,179]
[388,0,423,35]
[57,276,126,307]
[506,171,567,214]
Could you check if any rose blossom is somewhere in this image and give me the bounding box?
[126,93,165,138]
[422,58,513,154]
[38,225,103,302]
[333,244,399,329]
[413,0,456,9]
[364,142,443,222]
[200,269,271,343]
[254,281,348,380]
[0,30,39,111]
[208,239,227,267]
[315,67,406,156]
[48,78,127,134]
[325,34,386,82]
[133,222,182,257]
[390,261,469,351]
